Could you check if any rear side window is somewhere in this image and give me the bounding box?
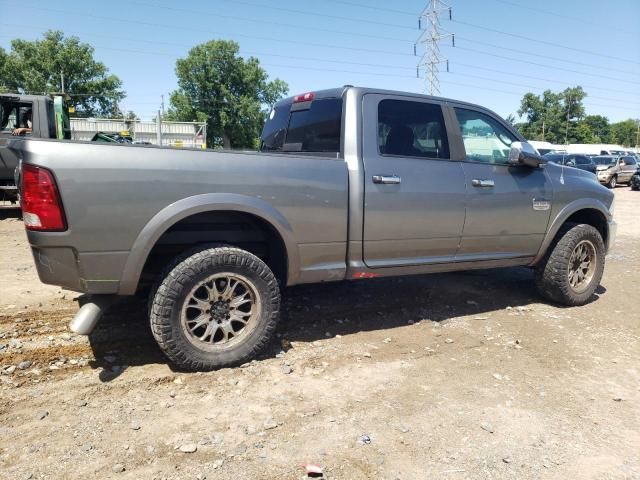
[260,104,290,151]
[623,156,637,165]
[575,156,591,165]
[260,98,342,154]
[377,99,449,159]
[284,99,342,152]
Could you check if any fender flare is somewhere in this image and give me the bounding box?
[531,197,612,265]
[117,193,299,294]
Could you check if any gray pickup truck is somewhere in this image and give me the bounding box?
[10,86,616,370]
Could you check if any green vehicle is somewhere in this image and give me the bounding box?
[0,94,71,206]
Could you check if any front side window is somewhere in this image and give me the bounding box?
[575,156,591,165]
[454,108,516,165]
[377,99,449,159]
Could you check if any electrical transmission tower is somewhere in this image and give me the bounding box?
[415,0,454,96]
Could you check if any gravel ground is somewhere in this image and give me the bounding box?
[0,188,639,480]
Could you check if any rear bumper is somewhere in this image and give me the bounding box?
[30,246,123,294]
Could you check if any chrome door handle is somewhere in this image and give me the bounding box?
[372,175,401,185]
[471,179,494,187]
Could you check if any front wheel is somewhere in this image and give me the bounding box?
[150,246,280,371]
[535,224,605,306]
[607,175,617,188]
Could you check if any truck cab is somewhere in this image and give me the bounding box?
[0,94,70,204]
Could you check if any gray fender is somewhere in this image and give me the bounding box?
[118,193,299,294]
[531,197,612,265]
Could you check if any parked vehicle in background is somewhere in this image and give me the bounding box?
[594,155,638,188]
[630,165,640,191]
[542,153,597,174]
[0,94,70,205]
[10,86,616,370]
[566,144,627,156]
[528,140,566,156]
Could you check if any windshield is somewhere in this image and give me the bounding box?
[593,156,616,165]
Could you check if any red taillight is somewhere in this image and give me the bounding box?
[21,164,67,231]
[293,92,314,103]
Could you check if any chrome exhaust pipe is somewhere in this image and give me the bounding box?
[69,296,114,335]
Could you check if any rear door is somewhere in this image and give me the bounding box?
[619,156,637,182]
[451,106,552,260]
[361,94,466,267]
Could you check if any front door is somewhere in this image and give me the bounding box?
[451,106,552,260]
[362,94,466,268]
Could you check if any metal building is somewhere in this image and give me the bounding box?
[70,118,207,148]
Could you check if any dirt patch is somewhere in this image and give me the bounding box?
[0,188,639,479]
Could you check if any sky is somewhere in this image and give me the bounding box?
[1,0,639,122]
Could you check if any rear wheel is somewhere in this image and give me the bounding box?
[150,246,280,371]
[535,224,605,306]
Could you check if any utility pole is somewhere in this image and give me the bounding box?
[415,0,453,96]
[60,73,65,94]
[161,94,165,117]
[635,120,639,149]
[156,109,163,145]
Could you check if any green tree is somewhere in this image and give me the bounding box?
[2,30,124,116]
[504,113,516,126]
[517,86,587,143]
[0,47,8,92]
[583,115,609,143]
[123,110,139,121]
[166,40,288,149]
[609,119,639,146]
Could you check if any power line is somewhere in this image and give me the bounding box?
[9,4,637,78]
[452,19,640,66]
[446,71,640,106]
[444,44,640,86]
[2,28,639,108]
[4,8,417,57]
[440,78,636,112]
[451,62,640,100]
[489,0,639,37]
[321,0,416,16]
[211,0,414,30]
[453,35,640,77]
[127,0,413,44]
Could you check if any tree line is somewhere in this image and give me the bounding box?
[513,86,638,147]
[1,31,637,148]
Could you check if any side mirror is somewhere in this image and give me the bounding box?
[509,141,545,168]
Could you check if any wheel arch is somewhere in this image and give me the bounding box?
[118,193,299,294]
[532,199,611,266]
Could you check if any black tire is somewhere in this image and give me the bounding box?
[535,224,605,306]
[150,246,280,371]
[606,175,617,188]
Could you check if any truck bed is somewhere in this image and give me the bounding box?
[12,139,349,293]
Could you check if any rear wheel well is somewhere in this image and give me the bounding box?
[563,208,608,244]
[140,211,288,287]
